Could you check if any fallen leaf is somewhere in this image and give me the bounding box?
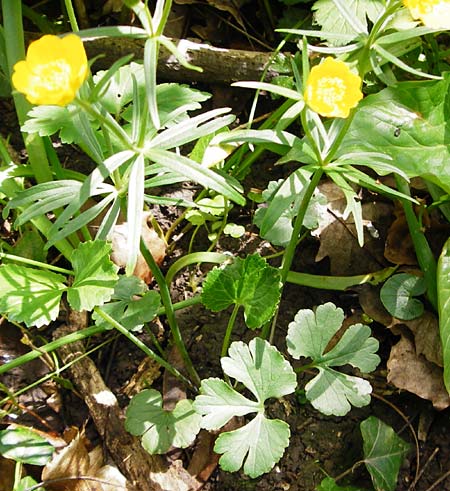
[121,357,161,397]
[42,433,129,491]
[0,456,15,491]
[110,212,166,284]
[384,206,416,265]
[387,334,450,410]
[314,182,391,275]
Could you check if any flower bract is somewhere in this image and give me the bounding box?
[304,57,363,119]
[12,34,88,106]
[403,0,450,29]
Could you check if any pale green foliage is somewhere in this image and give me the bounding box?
[380,273,426,320]
[287,302,380,415]
[0,427,55,465]
[194,338,297,477]
[125,389,201,454]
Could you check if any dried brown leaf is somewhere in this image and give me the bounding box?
[387,334,450,410]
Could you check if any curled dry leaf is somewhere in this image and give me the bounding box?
[42,433,128,491]
[110,212,166,284]
[387,334,450,411]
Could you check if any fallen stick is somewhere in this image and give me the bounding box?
[54,309,200,491]
[25,32,290,84]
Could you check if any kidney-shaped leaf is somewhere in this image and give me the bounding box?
[361,416,410,491]
[201,254,282,329]
[287,302,380,415]
[380,273,426,320]
[0,427,55,465]
[125,388,201,454]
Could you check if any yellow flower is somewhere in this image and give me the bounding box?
[12,34,88,106]
[304,57,363,118]
[403,0,450,29]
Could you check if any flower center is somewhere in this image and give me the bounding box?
[317,77,345,105]
[31,60,72,92]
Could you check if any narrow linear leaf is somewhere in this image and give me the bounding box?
[438,237,450,393]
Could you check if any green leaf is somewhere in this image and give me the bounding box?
[125,389,201,454]
[201,254,281,329]
[223,223,245,238]
[316,477,366,491]
[361,416,410,491]
[194,338,297,478]
[15,476,45,491]
[92,276,160,330]
[380,273,426,320]
[287,302,379,416]
[312,0,384,44]
[21,105,80,143]
[214,413,290,478]
[254,169,327,247]
[340,75,450,193]
[66,241,119,311]
[94,61,145,114]
[0,264,66,328]
[0,426,55,465]
[438,238,450,392]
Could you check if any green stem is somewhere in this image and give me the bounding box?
[0,325,105,376]
[395,176,438,309]
[221,303,240,358]
[280,169,324,284]
[13,462,23,490]
[140,239,201,386]
[2,0,53,183]
[64,0,79,31]
[94,307,195,389]
[0,252,74,275]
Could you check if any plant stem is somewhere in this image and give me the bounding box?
[140,239,201,386]
[0,325,105,376]
[2,0,53,184]
[221,303,240,358]
[94,307,195,389]
[64,0,80,31]
[0,252,74,275]
[280,168,324,284]
[395,175,438,309]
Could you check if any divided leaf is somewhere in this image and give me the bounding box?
[361,416,410,491]
[201,253,281,328]
[92,276,160,330]
[194,338,297,477]
[125,389,201,454]
[0,264,66,328]
[67,241,119,311]
[287,302,379,415]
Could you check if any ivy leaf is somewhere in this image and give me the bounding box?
[125,389,201,454]
[361,416,410,491]
[92,276,160,330]
[201,253,281,329]
[66,241,119,311]
[316,477,366,491]
[380,273,426,320]
[21,105,81,144]
[194,338,297,477]
[287,302,380,416]
[0,264,66,328]
[340,75,450,193]
[0,426,55,465]
[313,0,384,45]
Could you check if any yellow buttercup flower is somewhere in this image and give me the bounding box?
[12,34,88,106]
[403,0,450,29]
[304,57,363,119]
